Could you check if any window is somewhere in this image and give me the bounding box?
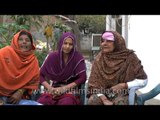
[91,34,101,51]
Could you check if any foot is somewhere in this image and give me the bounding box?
[136,95,145,105]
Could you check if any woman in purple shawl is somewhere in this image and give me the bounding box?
[37,32,87,105]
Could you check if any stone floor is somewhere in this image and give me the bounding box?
[145,99,160,105]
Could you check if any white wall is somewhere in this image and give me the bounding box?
[128,15,160,99]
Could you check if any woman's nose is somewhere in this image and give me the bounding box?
[22,39,27,43]
[66,44,70,48]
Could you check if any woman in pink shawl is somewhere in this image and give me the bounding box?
[37,32,87,105]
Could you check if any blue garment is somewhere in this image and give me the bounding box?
[18,99,42,105]
[0,96,42,105]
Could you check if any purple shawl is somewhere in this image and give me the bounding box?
[40,32,86,83]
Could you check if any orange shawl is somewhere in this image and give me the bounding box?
[0,30,40,96]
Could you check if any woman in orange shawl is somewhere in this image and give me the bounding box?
[0,30,41,105]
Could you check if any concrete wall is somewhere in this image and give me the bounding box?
[128,15,160,100]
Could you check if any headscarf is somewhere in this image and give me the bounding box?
[0,30,40,96]
[40,32,86,83]
[88,31,147,94]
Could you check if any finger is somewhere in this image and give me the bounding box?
[11,99,17,104]
[8,97,14,102]
[7,98,15,104]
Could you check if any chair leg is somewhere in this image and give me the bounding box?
[129,86,141,105]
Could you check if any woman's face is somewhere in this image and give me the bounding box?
[62,37,73,54]
[18,34,32,52]
[100,39,115,53]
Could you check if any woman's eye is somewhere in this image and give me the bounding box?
[25,39,30,42]
[101,39,104,42]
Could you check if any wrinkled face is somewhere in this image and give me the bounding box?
[100,39,115,53]
[18,34,32,52]
[62,37,74,54]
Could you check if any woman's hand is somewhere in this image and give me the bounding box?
[7,90,24,104]
[47,87,54,94]
[99,95,113,105]
[52,87,66,96]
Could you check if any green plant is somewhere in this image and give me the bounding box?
[10,15,44,30]
[34,48,48,67]
[0,23,29,48]
[0,15,44,49]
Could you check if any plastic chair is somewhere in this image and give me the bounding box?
[83,60,92,105]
